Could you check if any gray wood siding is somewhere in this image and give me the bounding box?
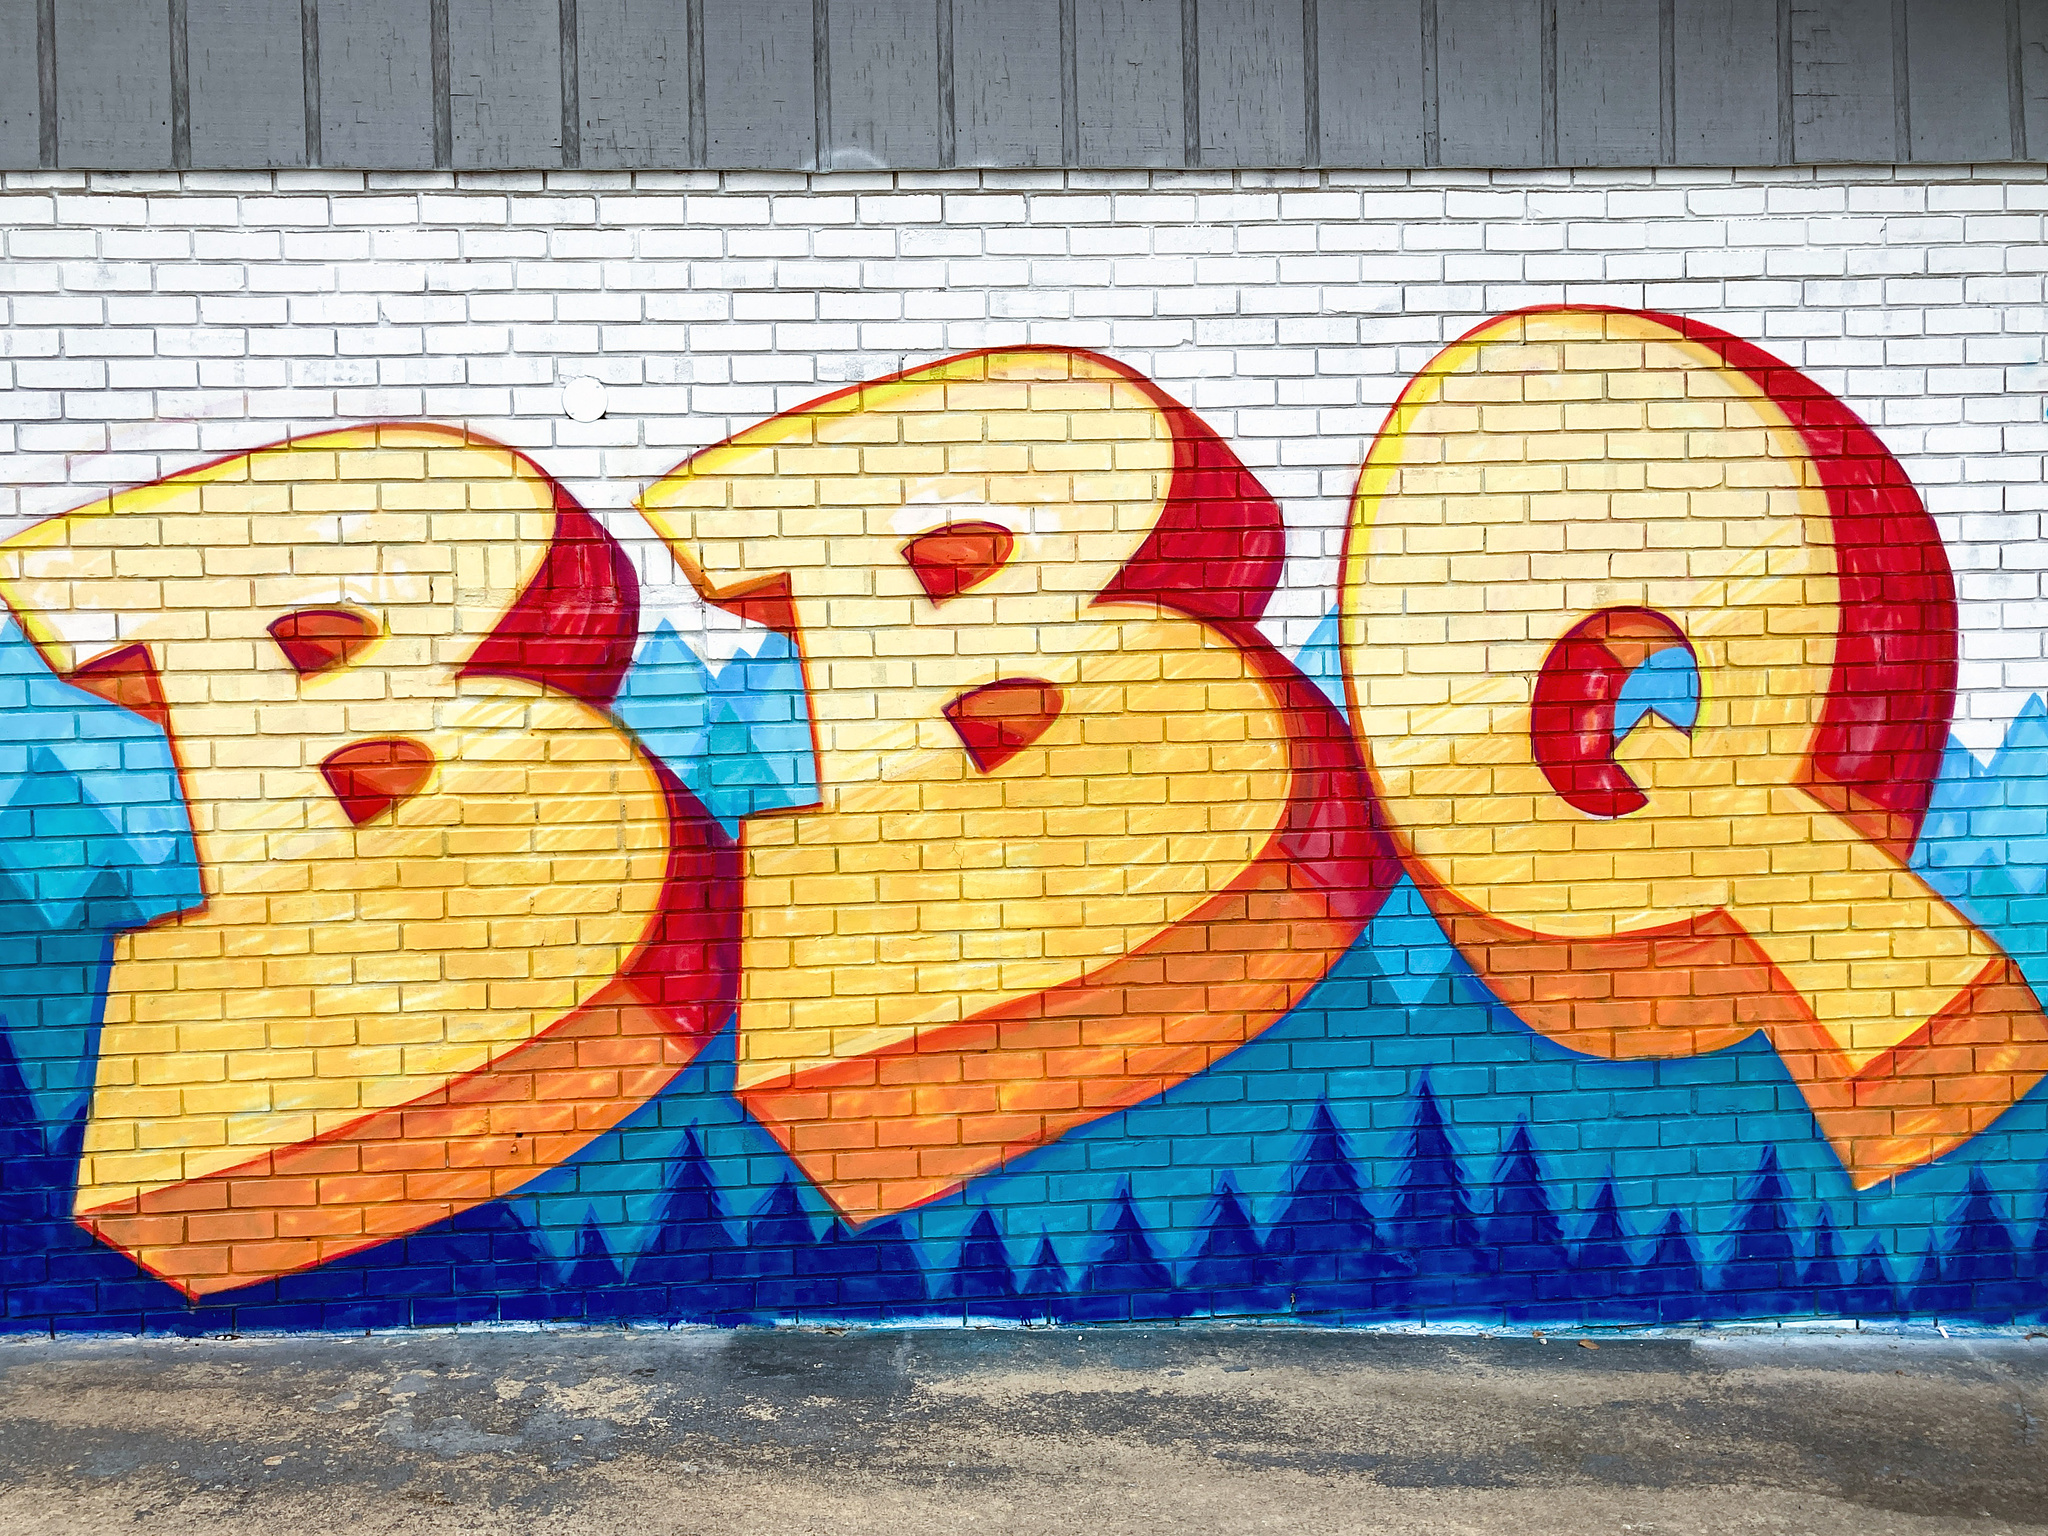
[449,0,563,169]
[576,0,695,169]
[951,0,1065,166]
[55,0,173,168]
[701,0,816,169]
[1074,0,1186,167]
[9,0,2045,168]
[1196,0,1308,167]
[1435,0,1545,168]
[1555,0,1663,167]
[188,0,309,168]
[1672,0,1783,166]
[0,0,42,170]
[1315,0,1426,168]
[317,0,439,169]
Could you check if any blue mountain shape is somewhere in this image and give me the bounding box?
[1613,646,1699,738]
[613,620,819,838]
[0,617,201,1128]
[0,618,199,925]
[1291,608,1348,718]
[1363,878,1456,1006]
[1912,694,2048,1000]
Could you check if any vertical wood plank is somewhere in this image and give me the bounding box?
[702,0,815,168]
[1073,0,1184,167]
[951,0,1063,165]
[828,0,941,168]
[2027,0,2048,159]
[1198,0,1306,166]
[0,0,41,168]
[55,0,173,168]
[319,0,437,168]
[188,0,309,167]
[1905,0,2012,161]
[1555,0,1660,164]
[1436,0,1544,167]
[449,0,562,167]
[1316,0,1427,168]
[1671,0,1780,165]
[577,0,692,168]
[1791,0,1896,163]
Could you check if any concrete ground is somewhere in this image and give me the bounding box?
[0,1326,2041,1535]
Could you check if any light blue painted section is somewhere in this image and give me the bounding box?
[532,859,2048,1292]
[1291,608,1348,719]
[613,620,820,837]
[530,667,2048,1293]
[1914,694,2048,1005]
[1614,647,1700,739]
[0,616,201,1126]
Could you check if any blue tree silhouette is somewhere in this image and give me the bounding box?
[1185,1178,1280,1316]
[746,1177,834,1315]
[1908,1245,1961,1318]
[806,1217,929,1321]
[1390,1077,1492,1310]
[2030,1173,2048,1320]
[566,1217,629,1319]
[635,1128,750,1322]
[1714,1147,1805,1319]
[1485,1120,1572,1320]
[1845,1238,1902,1318]
[1636,1212,1706,1321]
[1074,1186,1186,1322]
[1801,1211,1850,1318]
[1264,1100,1407,1317]
[1938,1170,2028,1321]
[948,1208,1021,1319]
[1570,1178,1638,1316]
[1018,1233,1072,1325]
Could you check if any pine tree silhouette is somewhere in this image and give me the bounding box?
[0,855,116,1131]
[1909,1246,1960,1318]
[1801,1211,1850,1318]
[1485,1121,1572,1321]
[258,1196,553,1330]
[0,1030,182,1331]
[747,1177,834,1315]
[1715,1147,1805,1319]
[1570,1178,1636,1313]
[2030,1172,2048,1321]
[1185,1178,1281,1316]
[1845,1239,1902,1318]
[1264,1100,1407,1317]
[805,1217,929,1321]
[949,1208,1022,1320]
[1939,1170,2028,1321]
[0,1015,46,1200]
[1635,1212,1706,1321]
[636,1129,750,1322]
[1391,1078,1490,1309]
[1074,1186,1187,1323]
[566,1218,630,1319]
[406,1201,552,1327]
[1018,1234,1071,1325]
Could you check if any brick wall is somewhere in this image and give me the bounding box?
[2,164,2047,1331]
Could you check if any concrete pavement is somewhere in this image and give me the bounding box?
[0,1326,2042,1535]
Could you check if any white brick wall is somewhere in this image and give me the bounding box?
[3,164,2045,753]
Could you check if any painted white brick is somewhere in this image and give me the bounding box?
[0,164,2038,741]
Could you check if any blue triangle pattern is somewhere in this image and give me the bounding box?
[612,619,819,837]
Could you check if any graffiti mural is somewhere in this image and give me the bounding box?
[0,309,2045,1330]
